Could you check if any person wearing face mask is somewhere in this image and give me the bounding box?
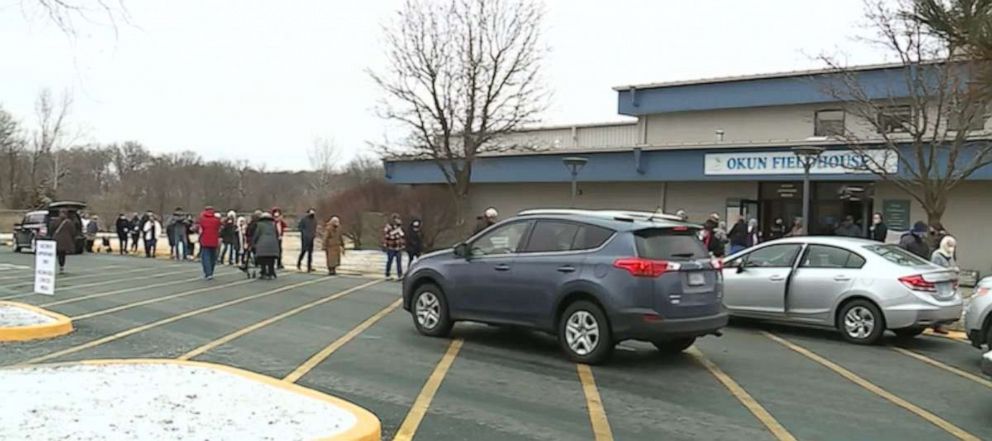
[382,213,406,280]
[297,208,318,273]
[406,219,424,265]
[868,212,888,242]
[323,216,345,276]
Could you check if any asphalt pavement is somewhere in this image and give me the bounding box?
[0,249,989,441]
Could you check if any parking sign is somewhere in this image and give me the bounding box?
[34,240,57,296]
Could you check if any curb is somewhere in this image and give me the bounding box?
[0,301,74,342]
[12,359,382,441]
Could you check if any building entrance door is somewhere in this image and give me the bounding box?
[758,182,873,237]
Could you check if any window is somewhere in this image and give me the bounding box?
[743,244,802,268]
[801,245,866,269]
[635,228,708,261]
[815,110,845,137]
[522,221,580,253]
[877,105,913,133]
[23,213,46,224]
[572,224,614,250]
[947,101,988,132]
[471,221,532,256]
[865,244,930,266]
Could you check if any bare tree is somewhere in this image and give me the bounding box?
[27,89,75,204]
[370,0,548,219]
[307,136,340,192]
[26,0,129,36]
[0,107,25,207]
[819,1,992,224]
[915,0,992,98]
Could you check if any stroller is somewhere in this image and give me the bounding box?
[238,249,258,279]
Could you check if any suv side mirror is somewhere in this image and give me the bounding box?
[736,259,747,273]
[453,243,470,259]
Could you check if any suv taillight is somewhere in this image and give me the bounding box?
[613,258,681,277]
[899,274,936,292]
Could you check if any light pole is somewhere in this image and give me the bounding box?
[792,146,825,235]
[562,156,588,208]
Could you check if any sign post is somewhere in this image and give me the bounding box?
[34,240,57,296]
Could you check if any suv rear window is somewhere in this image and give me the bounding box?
[865,244,931,266]
[634,228,708,261]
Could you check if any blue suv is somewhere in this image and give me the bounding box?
[402,209,728,364]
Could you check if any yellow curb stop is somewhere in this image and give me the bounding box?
[0,301,74,342]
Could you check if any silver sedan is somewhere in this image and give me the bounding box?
[721,237,963,344]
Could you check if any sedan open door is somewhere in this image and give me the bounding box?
[722,243,804,319]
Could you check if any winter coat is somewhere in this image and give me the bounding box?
[899,232,930,259]
[274,217,288,239]
[130,217,142,237]
[49,215,78,254]
[220,219,237,244]
[298,215,318,242]
[197,208,223,248]
[252,217,280,257]
[768,224,786,241]
[728,221,748,247]
[406,226,424,255]
[323,224,345,267]
[868,222,888,242]
[143,220,162,242]
[85,220,99,238]
[931,250,957,269]
[116,217,130,236]
[382,224,406,251]
[702,220,724,257]
[472,217,494,235]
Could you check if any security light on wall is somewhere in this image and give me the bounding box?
[715,129,725,142]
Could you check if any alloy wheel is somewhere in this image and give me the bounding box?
[565,310,600,356]
[844,306,875,340]
[415,292,441,330]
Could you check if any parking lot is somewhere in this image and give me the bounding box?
[0,249,989,441]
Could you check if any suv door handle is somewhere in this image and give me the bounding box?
[834,275,852,282]
[557,266,576,273]
[769,275,786,282]
[494,264,510,272]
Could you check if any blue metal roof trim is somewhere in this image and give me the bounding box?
[385,143,992,184]
[616,67,913,115]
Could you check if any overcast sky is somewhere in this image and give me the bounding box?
[1,0,889,171]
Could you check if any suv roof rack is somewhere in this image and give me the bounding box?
[517,209,685,222]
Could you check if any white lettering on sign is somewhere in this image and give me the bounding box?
[34,240,57,296]
[704,149,898,175]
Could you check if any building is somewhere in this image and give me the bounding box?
[384,63,992,272]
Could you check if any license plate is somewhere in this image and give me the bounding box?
[688,272,705,286]
[937,282,953,297]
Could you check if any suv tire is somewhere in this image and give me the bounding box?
[559,301,613,364]
[838,299,886,345]
[892,326,926,339]
[653,337,696,354]
[412,284,453,338]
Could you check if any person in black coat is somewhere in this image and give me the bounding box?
[868,212,888,242]
[297,208,318,272]
[727,218,748,254]
[899,221,930,259]
[406,219,424,265]
[129,213,142,253]
[703,219,725,257]
[115,213,130,255]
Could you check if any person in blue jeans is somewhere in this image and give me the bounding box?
[382,213,406,280]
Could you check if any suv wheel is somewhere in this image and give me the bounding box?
[838,300,886,345]
[412,284,453,337]
[892,326,926,339]
[653,337,696,354]
[559,301,613,364]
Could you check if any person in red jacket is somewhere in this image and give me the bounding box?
[272,207,288,269]
[197,206,223,280]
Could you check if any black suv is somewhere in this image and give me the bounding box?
[402,209,728,364]
[12,201,86,254]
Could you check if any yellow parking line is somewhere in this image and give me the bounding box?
[282,298,402,383]
[71,278,255,320]
[922,329,970,343]
[40,270,202,307]
[19,277,326,365]
[763,331,980,441]
[687,347,796,441]
[890,346,992,389]
[178,280,382,361]
[576,364,614,441]
[392,338,464,441]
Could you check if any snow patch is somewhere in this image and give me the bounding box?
[0,304,55,327]
[0,362,358,440]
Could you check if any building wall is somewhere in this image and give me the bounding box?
[495,123,638,150]
[465,181,757,224]
[874,181,992,273]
